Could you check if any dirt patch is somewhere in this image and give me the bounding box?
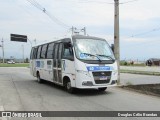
[120,84,160,97]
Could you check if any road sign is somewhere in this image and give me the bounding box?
[11,34,27,42]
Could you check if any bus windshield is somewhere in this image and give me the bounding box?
[74,38,115,61]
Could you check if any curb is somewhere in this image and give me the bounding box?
[120,70,160,76]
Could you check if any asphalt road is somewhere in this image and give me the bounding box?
[0,67,160,120]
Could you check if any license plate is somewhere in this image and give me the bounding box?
[99,76,107,80]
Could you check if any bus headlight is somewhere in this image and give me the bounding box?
[77,70,90,77]
[82,81,93,86]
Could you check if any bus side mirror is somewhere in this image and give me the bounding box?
[111,44,114,52]
[68,42,73,47]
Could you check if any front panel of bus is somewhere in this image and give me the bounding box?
[72,36,118,89]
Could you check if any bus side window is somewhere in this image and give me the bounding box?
[33,47,38,59]
[37,46,42,59]
[30,48,34,59]
[41,44,48,59]
[47,43,54,59]
[62,43,74,61]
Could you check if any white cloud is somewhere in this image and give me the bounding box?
[120,0,160,20]
[122,37,146,42]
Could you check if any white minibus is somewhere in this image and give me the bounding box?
[30,35,118,93]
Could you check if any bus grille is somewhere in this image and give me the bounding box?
[92,71,111,84]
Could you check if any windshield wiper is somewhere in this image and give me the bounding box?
[96,54,115,61]
[82,53,102,62]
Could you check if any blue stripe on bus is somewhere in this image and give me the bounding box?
[36,61,40,67]
[87,66,112,71]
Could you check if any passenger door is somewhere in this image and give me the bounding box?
[53,43,63,83]
[46,43,54,81]
[57,43,63,83]
[53,44,59,82]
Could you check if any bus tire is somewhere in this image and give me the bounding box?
[37,72,43,83]
[98,87,107,92]
[64,79,75,93]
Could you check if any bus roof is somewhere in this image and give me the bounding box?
[32,35,106,48]
[32,38,71,48]
[72,35,105,41]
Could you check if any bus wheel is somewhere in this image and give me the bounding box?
[98,87,107,92]
[65,80,75,93]
[37,72,43,83]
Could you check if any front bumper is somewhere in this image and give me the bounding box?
[76,80,118,89]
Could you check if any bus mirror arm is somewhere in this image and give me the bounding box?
[68,42,73,47]
[111,44,114,53]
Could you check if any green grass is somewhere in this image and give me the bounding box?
[126,81,133,85]
[120,69,160,76]
[121,64,145,67]
[120,62,145,67]
[0,63,29,67]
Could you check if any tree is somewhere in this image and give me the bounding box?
[25,58,29,63]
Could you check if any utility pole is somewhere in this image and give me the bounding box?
[114,0,120,84]
[71,26,74,35]
[34,39,37,46]
[1,38,4,64]
[83,27,86,35]
[27,39,32,48]
[22,45,24,63]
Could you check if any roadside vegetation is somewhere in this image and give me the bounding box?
[126,81,133,85]
[120,69,160,76]
[120,61,145,67]
[0,63,29,67]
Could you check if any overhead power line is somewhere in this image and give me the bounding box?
[79,0,113,4]
[26,0,70,29]
[79,0,139,5]
[120,0,139,4]
[26,0,43,11]
[127,26,160,38]
[122,26,160,48]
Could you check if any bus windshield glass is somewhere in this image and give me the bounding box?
[74,39,115,61]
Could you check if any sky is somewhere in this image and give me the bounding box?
[0,0,160,61]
